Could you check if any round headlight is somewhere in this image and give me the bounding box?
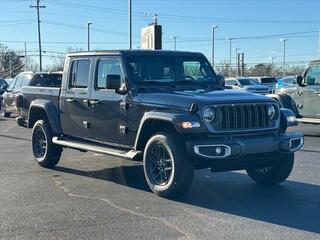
[203,107,216,123]
[267,105,276,120]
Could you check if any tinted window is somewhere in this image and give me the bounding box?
[33,74,62,87]
[238,79,258,85]
[127,55,218,85]
[96,59,122,89]
[70,59,90,88]
[260,77,277,83]
[305,66,320,85]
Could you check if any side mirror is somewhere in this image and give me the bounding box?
[218,74,225,87]
[106,74,124,94]
[297,75,305,87]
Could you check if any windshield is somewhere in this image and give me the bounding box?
[261,77,277,83]
[238,78,259,85]
[281,77,296,84]
[127,55,219,86]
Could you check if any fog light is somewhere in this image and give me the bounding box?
[215,147,222,155]
[181,121,201,129]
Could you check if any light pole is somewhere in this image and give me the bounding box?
[269,56,275,76]
[87,22,92,51]
[212,26,218,68]
[171,36,178,50]
[280,38,288,76]
[234,47,240,75]
[128,0,132,50]
[226,37,233,77]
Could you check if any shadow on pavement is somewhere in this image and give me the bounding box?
[0,134,30,142]
[54,165,320,234]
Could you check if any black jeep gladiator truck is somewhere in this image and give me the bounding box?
[21,50,304,198]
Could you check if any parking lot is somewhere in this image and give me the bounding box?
[1,116,319,240]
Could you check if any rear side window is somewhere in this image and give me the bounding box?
[33,74,62,87]
[70,59,90,88]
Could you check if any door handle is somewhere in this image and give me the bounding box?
[66,98,76,103]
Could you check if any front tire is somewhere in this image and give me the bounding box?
[32,120,62,168]
[246,153,294,185]
[143,132,194,198]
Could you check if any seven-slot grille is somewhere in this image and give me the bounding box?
[214,104,276,131]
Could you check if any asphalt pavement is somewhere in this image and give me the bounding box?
[1,116,319,240]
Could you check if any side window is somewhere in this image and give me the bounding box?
[96,59,122,89]
[305,66,320,85]
[70,59,90,88]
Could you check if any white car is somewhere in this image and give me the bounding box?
[225,77,270,95]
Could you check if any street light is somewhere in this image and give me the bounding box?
[280,38,288,76]
[87,22,92,51]
[171,36,179,50]
[226,37,233,77]
[212,26,218,68]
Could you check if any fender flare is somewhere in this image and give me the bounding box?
[27,99,62,135]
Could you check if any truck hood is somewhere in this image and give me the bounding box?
[243,85,269,91]
[140,89,275,109]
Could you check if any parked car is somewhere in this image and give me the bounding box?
[1,71,62,117]
[0,77,9,95]
[255,76,278,93]
[225,77,270,94]
[20,50,303,198]
[276,76,298,94]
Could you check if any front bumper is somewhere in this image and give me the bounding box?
[186,131,304,170]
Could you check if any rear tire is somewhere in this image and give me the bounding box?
[32,120,62,168]
[246,153,294,185]
[143,132,194,198]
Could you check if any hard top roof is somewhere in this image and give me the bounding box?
[66,49,205,58]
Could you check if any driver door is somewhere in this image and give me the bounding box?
[296,65,320,118]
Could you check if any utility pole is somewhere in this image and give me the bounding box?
[241,53,245,76]
[128,0,132,50]
[24,42,27,71]
[30,0,46,72]
[212,26,218,69]
[9,54,12,78]
[87,22,92,51]
[280,38,288,76]
[226,37,233,77]
[171,36,178,50]
[234,48,240,75]
[269,56,275,76]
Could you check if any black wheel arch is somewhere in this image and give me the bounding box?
[267,93,300,117]
[27,100,62,135]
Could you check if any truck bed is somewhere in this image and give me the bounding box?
[20,86,61,123]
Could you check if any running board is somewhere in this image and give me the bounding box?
[297,118,320,124]
[52,137,141,160]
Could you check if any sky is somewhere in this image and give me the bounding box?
[1,0,320,69]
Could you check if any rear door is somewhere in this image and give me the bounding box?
[60,58,92,139]
[298,65,320,118]
[89,57,129,145]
